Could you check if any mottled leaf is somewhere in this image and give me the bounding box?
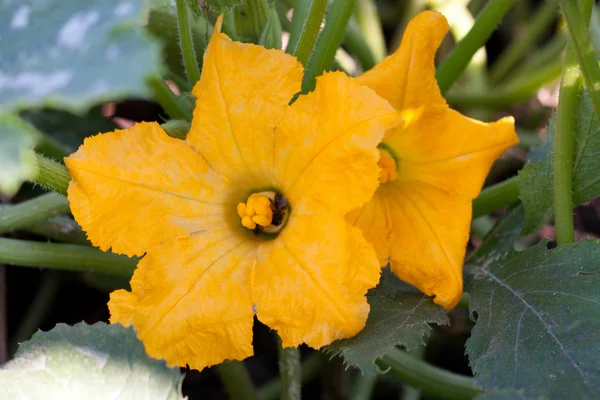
[519,92,600,233]
[465,240,600,399]
[0,322,184,399]
[0,113,40,196]
[0,0,162,113]
[327,268,449,371]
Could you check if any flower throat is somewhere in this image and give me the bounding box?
[237,191,289,235]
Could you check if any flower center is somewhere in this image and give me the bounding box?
[378,148,398,183]
[237,191,289,234]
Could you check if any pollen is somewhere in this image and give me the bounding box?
[378,148,398,183]
[238,193,274,230]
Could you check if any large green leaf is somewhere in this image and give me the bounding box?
[0,322,184,399]
[327,268,448,371]
[465,239,600,399]
[518,91,600,233]
[0,113,40,196]
[0,0,162,113]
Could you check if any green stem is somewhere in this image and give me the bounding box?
[560,0,600,121]
[472,176,520,219]
[350,372,377,400]
[215,360,257,400]
[354,0,387,63]
[9,271,61,356]
[286,0,327,66]
[553,1,593,244]
[302,0,355,92]
[278,340,301,400]
[0,238,136,277]
[0,193,70,235]
[176,0,201,86]
[257,352,322,400]
[435,0,517,94]
[377,348,483,400]
[344,19,378,71]
[446,56,562,108]
[26,216,89,245]
[30,153,70,196]
[553,46,580,244]
[489,0,559,83]
[146,76,192,122]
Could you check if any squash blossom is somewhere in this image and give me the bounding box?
[64,17,400,370]
[348,11,519,310]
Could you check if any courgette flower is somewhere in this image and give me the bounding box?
[349,11,519,310]
[65,18,400,369]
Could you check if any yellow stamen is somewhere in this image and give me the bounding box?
[238,193,274,230]
[378,148,398,183]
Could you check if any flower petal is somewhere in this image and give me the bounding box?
[275,72,401,215]
[187,17,304,182]
[391,112,518,198]
[384,182,468,310]
[65,122,230,257]
[109,229,256,370]
[253,201,380,348]
[356,10,449,111]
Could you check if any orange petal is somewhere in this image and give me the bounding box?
[356,10,449,111]
[391,112,518,199]
[275,72,401,215]
[187,16,304,182]
[109,228,256,370]
[253,200,380,348]
[65,122,230,257]
[384,182,468,310]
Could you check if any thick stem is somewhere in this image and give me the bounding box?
[553,47,580,244]
[0,193,70,235]
[146,76,193,122]
[0,238,136,277]
[176,0,201,86]
[350,373,377,400]
[472,176,520,219]
[30,153,70,196]
[215,360,257,400]
[302,0,355,92]
[553,0,593,244]
[278,340,301,400]
[286,0,327,66]
[435,0,517,94]
[377,348,483,400]
[26,216,89,245]
[257,352,322,400]
[560,0,600,122]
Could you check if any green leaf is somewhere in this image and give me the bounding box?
[0,113,40,196]
[327,268,449,371]
[465,240,600,399]
[519,91,600,233]
[0,0,162,113]
[21,107,117,152]
[0,322,184,399]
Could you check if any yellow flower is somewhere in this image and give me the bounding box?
[348,11,519,311]
[64,18,400,370]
